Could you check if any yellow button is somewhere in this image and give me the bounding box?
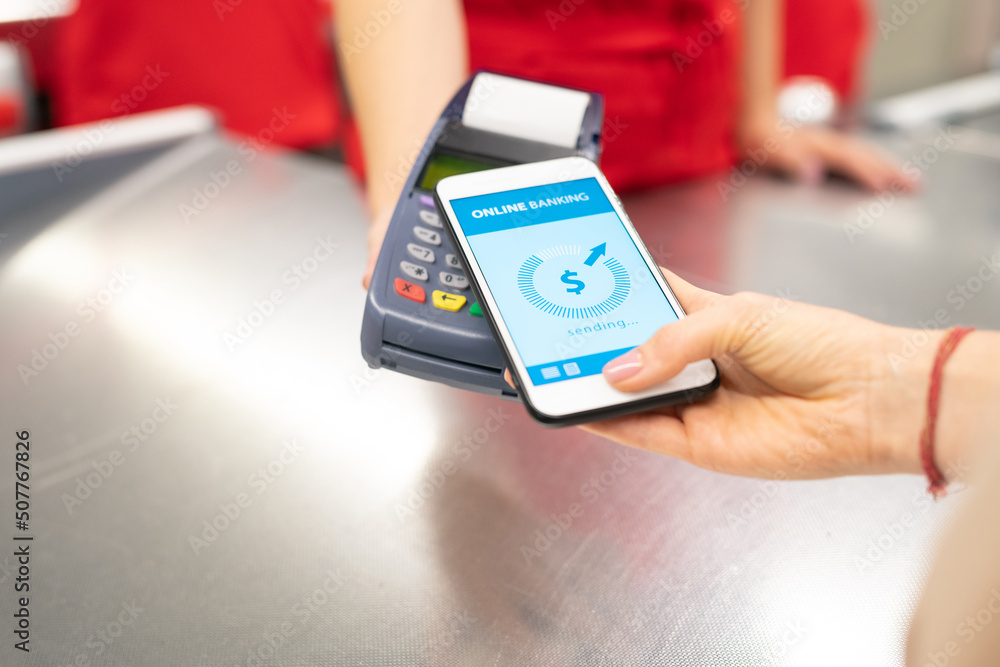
[432,290,466,311]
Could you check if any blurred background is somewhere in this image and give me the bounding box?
[868,0,999,96]
[1,0,998,156]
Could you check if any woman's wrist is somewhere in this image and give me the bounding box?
[933,331,1000,484]
[874,325,944,477]
[875,327,1000,485]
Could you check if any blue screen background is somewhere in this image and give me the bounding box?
[451,177,679,386]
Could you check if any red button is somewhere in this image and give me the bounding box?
[394,277,425,303]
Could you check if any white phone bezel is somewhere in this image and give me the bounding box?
[435,156,718,420]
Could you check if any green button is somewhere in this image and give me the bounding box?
[469,302,483,317]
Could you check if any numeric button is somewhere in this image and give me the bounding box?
[439,271,468,290]
[419,210,442,228]
[407,243,435,263]
[400,261,429,282]
[445,253,463,270]
[414,226,441,246]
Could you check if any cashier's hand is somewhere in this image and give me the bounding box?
[740,121,919,194]
[362,208,393,290]
[585,270,927,480]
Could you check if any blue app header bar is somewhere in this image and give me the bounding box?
[447,177,614,236]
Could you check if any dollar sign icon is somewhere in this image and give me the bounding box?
[560,269,586,295]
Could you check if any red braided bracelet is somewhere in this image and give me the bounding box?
[920,326,976,499]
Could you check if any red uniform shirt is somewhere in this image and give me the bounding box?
[464,0,742,193]
[463,0,868,192]
[784,0,868,103]
[31,0,865,191]
[42,0,340,149]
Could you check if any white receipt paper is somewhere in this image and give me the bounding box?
[462,73,591,149]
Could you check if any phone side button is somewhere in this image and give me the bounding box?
[432,290,466,312]
[394,278,426,303]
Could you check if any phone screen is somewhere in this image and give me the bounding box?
[448,177,680,386]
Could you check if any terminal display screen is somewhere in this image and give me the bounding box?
[419,153,501,191]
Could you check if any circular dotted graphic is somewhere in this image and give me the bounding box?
[517,245,630,318]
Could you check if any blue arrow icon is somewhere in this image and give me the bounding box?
[583,242,606,267]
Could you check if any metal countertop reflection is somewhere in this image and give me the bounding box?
[1,117,998,666]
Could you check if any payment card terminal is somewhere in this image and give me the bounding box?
[361,72,604,398]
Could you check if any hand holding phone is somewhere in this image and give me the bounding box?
[435,157,719,426]
[583,266,965,483]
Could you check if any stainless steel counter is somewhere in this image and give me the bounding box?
[1,117,998,665]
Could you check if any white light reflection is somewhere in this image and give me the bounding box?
[229,344,440,496]
[4,227,103,295]
[110,281,230,378]
[109,281,438,500]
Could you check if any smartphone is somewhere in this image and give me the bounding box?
[434,156,719,426]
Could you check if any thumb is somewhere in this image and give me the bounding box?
[603,295,752,392]
[657,266,723,314]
